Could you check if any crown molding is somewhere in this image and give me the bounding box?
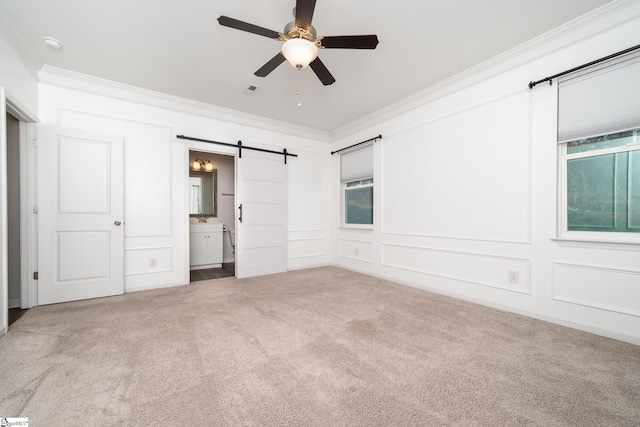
[38,66,333,143]
[331,0,640,141]
[0,4,42,78]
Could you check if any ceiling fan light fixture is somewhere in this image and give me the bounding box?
[281,38,318,70]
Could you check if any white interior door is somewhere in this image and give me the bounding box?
[236,149,287,278]
[38,125,124,305]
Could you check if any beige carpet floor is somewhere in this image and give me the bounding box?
[1,266,639,426]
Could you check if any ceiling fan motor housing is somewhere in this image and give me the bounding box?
[282,22,318,43]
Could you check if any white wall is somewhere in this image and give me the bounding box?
[331,1,640,344]
[37,72,331,292]
[0,20,38,118]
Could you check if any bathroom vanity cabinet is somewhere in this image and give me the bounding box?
[190,223,223,269]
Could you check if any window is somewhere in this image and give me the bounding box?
[562,129,640,233]
[345,178,373,225]
[341,144,373,227]
[558,51,640,241]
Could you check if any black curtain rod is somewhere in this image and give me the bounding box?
[177,135,298,164]
[528,43,640,89]
[331,135,382,155]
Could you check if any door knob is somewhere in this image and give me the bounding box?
[114,221,122,226]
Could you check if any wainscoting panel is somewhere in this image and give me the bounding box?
[553,263,640,317]
[288,229,325,259]
[339,238,375,263]
[288,151,325,233]
[125,247,173,276]
[381,90,531,244]
[288,239,325,260]
[382,243,531,294]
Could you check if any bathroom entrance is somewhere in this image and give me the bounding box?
[188,150,235,281]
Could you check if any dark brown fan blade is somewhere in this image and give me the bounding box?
[295,0,316,30]
[320,35,379,49]
[309,57,335,86]
[217,16,281,39]
[254,52,287,77]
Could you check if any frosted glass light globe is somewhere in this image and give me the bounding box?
[281,38,318,69]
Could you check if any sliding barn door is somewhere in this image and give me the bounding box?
[38,125,124,305]
[236,150,288,278]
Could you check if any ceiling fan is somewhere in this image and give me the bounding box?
[217,0,379,86]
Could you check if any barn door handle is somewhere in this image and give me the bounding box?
[114,221,122,226]
[238,204,243,223]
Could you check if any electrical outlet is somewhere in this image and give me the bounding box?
[509,271,519,284]
[149,258,157,268]
[355,248,359,256]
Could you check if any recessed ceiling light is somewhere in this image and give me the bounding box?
[43,36,63,50]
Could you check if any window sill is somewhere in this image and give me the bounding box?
[338,226,373,231]
[552,235,640,251]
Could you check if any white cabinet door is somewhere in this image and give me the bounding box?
[208,231,223,264]
[189,232,208,266]
[236,150,287,278]
[38,125,124,305]
[190,231,223,268]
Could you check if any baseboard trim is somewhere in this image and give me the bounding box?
[125,281,189,294]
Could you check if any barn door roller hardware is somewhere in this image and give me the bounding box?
[177,135,298,164]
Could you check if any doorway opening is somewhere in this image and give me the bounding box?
[5,110,31,326]
[188,150,235,281]
[6,111,22,324]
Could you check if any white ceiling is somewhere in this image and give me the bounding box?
[0,0,613,133]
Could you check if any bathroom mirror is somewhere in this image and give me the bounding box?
[189,169,217,217]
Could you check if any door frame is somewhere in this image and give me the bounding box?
[16,117,37,309]
[1,91,38,335]
[182,142,237,281]
[7,98,39,310]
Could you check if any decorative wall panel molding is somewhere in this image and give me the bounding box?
[382,243,531,294]
[339,238,375,263]
[288,239,325,260]
[125,247,173,276]
[553,262,640,317]
[288,152,326,232]
[381,90,531,244]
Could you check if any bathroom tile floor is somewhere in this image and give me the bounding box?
[8,308,29,326]
[190,263,235,282]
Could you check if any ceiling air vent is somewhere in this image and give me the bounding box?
[243,85,259,96]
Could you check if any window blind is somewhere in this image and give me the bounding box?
[558,51,640,143]
[340,143,373,182]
